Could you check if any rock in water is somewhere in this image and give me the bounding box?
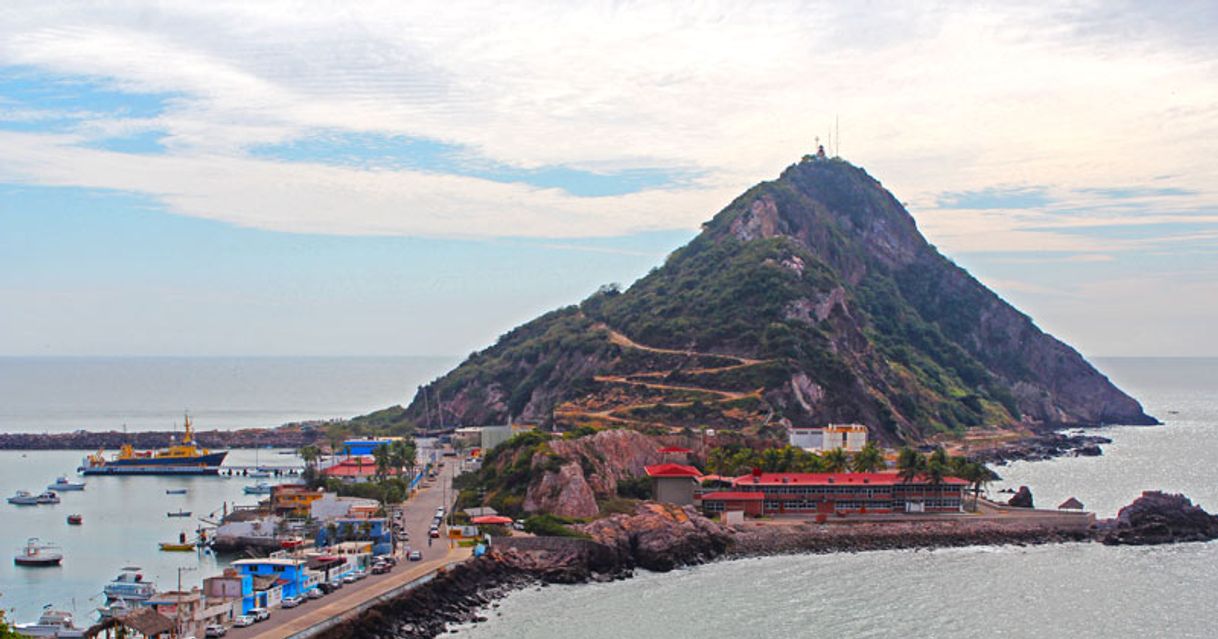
[1008,486,1034,508]
[1101,491,1218,545]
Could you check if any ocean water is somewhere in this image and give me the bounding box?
[461,357,1218,639]
[0,356,456,432]
[0,449,299,623]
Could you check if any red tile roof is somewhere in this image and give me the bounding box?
[699,491,764,501]
[730,472,968,487]
[321,456,400,477]
[645,463,702,478]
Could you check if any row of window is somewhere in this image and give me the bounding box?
[727,486,964,497]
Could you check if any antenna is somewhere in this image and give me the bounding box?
[835,115,840,157]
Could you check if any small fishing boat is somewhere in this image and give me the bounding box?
[247,469,272,478]
[167,509,192,517]
[165,488,188,495]
[67,514,83,525]
[35,491,61,504]
[47,476,86,491]
[14,538,63,567]
[159,531,195,552]
[243,481,273,495]
[14,607,84,638]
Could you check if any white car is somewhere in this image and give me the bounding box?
[250,608,269,622]
[281,596,301,608]
[306,588,324,600]
[233,615,255,628]
[204,624,227,637]
[342,573,357,584]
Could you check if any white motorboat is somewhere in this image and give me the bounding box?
[47,476,86,491]
[36,491,61,504]
[15,608,85,638]
[243,481,273,495]
[8,490,39,505]
[14,538,63,567]
[103,566,156,603]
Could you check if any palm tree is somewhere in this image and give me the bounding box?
[822,447,849,473]
[850,442,885,473]
[959,461,991,510]
[372,445,391,482]
[298,445,320,469]
[896,447,926,483]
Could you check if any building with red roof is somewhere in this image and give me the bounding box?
[321,456,400,483]
[645,463,702,506]
[699,471,967,517]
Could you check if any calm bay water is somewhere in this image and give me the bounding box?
[0,449,298,623]
[0,356,456,432]
[462,357,1218,639]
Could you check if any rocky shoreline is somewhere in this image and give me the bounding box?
[322,492,1218,639]
[0,426,321,450]
[970,430,1115,465]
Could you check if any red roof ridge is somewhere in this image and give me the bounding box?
[645,463,702,478]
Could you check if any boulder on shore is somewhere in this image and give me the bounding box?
[579,502,732,572]
[1008,486,1034,508]
[1100,491,1218,545]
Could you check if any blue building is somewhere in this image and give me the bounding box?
[230,557,318,610]
[316,518,394,556]
[341,438,398,456]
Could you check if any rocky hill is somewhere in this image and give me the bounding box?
[383,156,1154,443]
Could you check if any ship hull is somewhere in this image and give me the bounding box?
[81,451,228,476]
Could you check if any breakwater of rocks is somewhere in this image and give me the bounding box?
[0,426,321,450]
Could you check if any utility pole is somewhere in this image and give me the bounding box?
[174,566,196,639]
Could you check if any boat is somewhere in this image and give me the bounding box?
[15,608,85,638]
[10,489,59,505]
[167,509,192,517]
[166,488,188,495]
[78,414,228,476]
[248,469,272,478]
[103,567,156,603]
[67,514,83,525]
[97,598,131,620]
[8,490,39,505]
[46,476,86,491]
[14,538,63,567]
[243,481,274,495]
[159,531,195,552]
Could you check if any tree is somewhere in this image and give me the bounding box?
[896,447,926,483]
[822,447,849,473]
[299,444,321,469]
[372,445,391,482]
[0,611,22,639]
[957,461,992,510]
[850,442,885,473]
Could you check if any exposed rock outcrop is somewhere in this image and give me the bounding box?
[579,502,732,572]
[522,429,669,518]
[1099,491,1218,545]
[1008,486,1035,508]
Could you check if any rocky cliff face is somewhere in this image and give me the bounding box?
[383,156,1153,443]
[523,429,667,518]
[1099,491,1218,545]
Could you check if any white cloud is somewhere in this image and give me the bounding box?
[0,1,1216,241]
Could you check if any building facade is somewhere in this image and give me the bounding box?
[701,471,966,517]
[645,463,702,506]
[788,423,869,452]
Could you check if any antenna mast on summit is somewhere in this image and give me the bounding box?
[835,115,840,157]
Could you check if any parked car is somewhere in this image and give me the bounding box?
[329,578,344,589]
[306,588,324,600]
[204,625,227,637]
[250,608,269,622]
[372,563,389,575]
[342,573,357,584]
[234,615,256,628]
[409,550,422,561]
[429,528,441,538]
[281,596,301,608]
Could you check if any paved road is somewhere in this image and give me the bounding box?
[227,460,465,639]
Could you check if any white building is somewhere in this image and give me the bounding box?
[788,424,868,452]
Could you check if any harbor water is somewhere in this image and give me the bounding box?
[460,357,1218,639]
[0,448,300,622]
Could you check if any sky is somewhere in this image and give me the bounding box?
[1,1,1216,357]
